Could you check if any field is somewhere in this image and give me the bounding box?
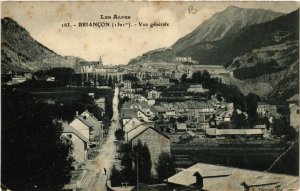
[28,86,113,101]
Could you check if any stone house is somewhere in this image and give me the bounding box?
[126,124,170,174]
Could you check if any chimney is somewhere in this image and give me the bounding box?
[193,172,203,189]
[76,111,79,116]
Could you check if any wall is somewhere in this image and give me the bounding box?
[132,128,170,174]
[70,119,89,140]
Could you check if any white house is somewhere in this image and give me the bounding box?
[148,90,161,99]
[95,97,106,111]
[123,117,143,133]
[80,110,103,138]
[137,110,151,122]
[123,80,132,90]
[69,117,91,141]
[61,123,88,163]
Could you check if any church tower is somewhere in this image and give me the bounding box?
[98,56,103,69]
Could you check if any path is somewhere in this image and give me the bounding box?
[81,86,120,191]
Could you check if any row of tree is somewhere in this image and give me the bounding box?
[110,141,176,187]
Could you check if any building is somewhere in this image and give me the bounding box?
[11,75,27,84]
[123,80,132,90]
[121,108,138,125]
[187,84,209,93]
[206,128,263,139]
[69,116,91,141]
[287,94,300,130]
[148,76,170,86]
[95,97,106,111]
[69,111,102,141]
[176,123,187,132]
[126,124,170,174]
[175,57,192,62]
[80,110,103,138]
[123,117,143,133]
[148,90,161,99]
[76,56,103,73]
[166,163,299,191]
[257,102,277,116]
[46,77,55,82]
[61,123,88,163]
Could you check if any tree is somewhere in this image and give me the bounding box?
[1,89,74,190]
[132,140,152,184]
[115,128,125,141]
[108,76,113,87]
[141,143,152,183]
[120,143,135,184]
[169,117,177,128]
[231,109,248,129]
[177,116,188,123]
[246,93,260,128]
[110,165,122,187]
[180,73,187,83]
[155,152,175,182]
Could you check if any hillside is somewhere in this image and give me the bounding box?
[1,17,83,73]
[221,10,299,101]
[128,47,175,65]
[172,6,283,53]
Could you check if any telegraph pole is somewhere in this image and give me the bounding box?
[136,153,139,191]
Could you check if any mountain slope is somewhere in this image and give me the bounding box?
[221,10,299,100]
[127,47,175,65]
[1,17,82,73]
[172,6,283,53]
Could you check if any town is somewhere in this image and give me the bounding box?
[2,55,299,191]
[1,2,299,191]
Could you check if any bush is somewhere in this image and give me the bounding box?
[115,128,125,141]
[155,152,175,182]
[110,165,122,187]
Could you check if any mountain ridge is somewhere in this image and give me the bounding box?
[172,6,284,53]
[1,17,84,73]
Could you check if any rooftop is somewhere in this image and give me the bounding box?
[206,128,263,136]
[62,122,88,143]
[166,163,299,191]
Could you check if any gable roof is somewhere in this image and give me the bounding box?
[75,115,97,128]
[62,123,88,143]
[127,123,169,141]
[123,116,142,126]
[287,94,299,103]
[81,110,100,122]
[166,163,298,190]
[177,123,187,130]
[121,108,138,119]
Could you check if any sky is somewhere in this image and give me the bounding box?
[1,1,299,65]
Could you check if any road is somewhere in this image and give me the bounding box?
[83,87,120,191]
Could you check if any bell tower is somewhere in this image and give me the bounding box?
[98,56,103,69]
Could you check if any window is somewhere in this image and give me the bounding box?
[68,134,72,139]
[297,109,299,114]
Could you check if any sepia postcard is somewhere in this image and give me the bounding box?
[1,1,299,191]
